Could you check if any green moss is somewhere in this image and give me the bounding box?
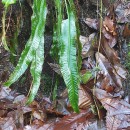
[125,44,130,73]
[41,74,53,96]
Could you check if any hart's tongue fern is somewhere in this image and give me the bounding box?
[4,0,47,103]
[4,0,81,112]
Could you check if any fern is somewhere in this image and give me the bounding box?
[51,0,63,61]
[59,2,80,112]
[4,0,47,103]
[2,0,17,6]
[3,0,81,113]
[2,0,17,51]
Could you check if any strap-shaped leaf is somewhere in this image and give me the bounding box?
[27,36,44,103]
[51,0,63,61]
[69,0,82,71]
[59,7,80,112]
[2,0,17,7]
[4,0,47,87]
[2,0,17,51]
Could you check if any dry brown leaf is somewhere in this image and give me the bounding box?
[101,22,118,52]
[82,57,95,70]
[54,110,94,130]
[101,35,120,65]
[48,63,61,75]
[76,120,106,130]
[103,17,117,36]
[7,110,24,128]
[13,95,26,104]
[32,110,46,122]
[79,35,89,46]
[123,23,130,38]
[95,52,122,90]
[80,33,96,58]
[24,123,54,130]
[102,27,117,48]
[84,18,99,30]
[78,85,94,110]
[114,65,127,79]
[0,85,13,100]
[115,1,130,23]
[95,88,130,130]
[100,76,114,93]
[0,117,17,130]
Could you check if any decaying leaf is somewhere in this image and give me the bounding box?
[114,65,127,79]
[95,88,130,130]
[54,110,94,130]
[80,33,96,58]
[32,110,46,122]
[48,63,61,75]
[102,27,117,48]
[82,55,96,70]
[0,85,13,100]
[103,17,116,36]
[115,1,130,23]
[76,120,106,130]
[100,76,114,93]
[84,18,99,30]
[0,117,17,130]
[24,123,54,130]
[95,52,123,90]
[101,35,120,65]
[123,23,130,37]
[78,85,94,110]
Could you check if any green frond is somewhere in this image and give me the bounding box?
[27,36,44,103]
[59,6,80,113]
[4,0,47,103]
[51,0,63,61]
[2,0,17,7]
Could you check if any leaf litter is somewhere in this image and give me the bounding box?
[0,0,130,130]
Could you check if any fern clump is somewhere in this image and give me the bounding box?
[3,0,81,112]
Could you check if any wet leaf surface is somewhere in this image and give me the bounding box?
[0,0,130,129]
[95,88,130,130]
[54,110,94,130]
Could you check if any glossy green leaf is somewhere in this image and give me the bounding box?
[59,6,80,113]
[81,71,92,84]
[51,0,63,61]
[2,0,17,52]
[2,0,17,7]
[4,0,47,93]
[27,36,44,103]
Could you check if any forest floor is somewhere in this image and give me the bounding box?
[0,0,130,130]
